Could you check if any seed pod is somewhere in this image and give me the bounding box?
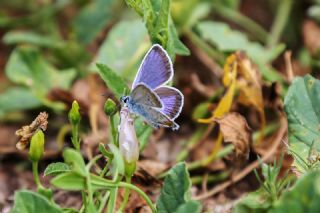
[29,130,45,162]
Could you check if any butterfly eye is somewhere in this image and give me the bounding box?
[120,96,129,104]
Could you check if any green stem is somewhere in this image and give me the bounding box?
[86,173,94,209]
[107,169,119,213]
[267,0,293,48]
[98,191,110,213]
[100,159,112,177]
[211,3,269,44]
[119,176,132,212]
[32,161,43,189]
[191,171,229,185]
[80,191,87,213]
[71,124,80,151]
[107,189,117,213]
[110,116,118,146]
[119,182,156,213]
[186,30,225,65]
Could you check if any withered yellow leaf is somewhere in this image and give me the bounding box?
[215,112,251,164]
[198,54,237,123]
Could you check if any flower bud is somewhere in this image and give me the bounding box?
[29,130,45,162]
[104,99,117,116]
[119,107,139,166]
[68,100,81,126]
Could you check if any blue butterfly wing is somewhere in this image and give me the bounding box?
[130,83,162,108]
[154,86,184,120]
[132,44,173,90]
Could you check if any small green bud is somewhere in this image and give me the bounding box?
[68,100,81,125]
[29,130,45,162]
[104,99,117,116]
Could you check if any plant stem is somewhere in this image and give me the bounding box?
[267,0,293,48]
[211,3,269,44]
[119,182,156,213]
[100,159,112,177]
[119,176,132,212]
[110,116,118,146]
[32,161,43,189]
[191,171,229,185]
[106,168,119,213]
[107,189,117,213]
[80,191,87,213]
[98,191,110,213]
[186,30,225,65]
[86,172,94,209]
[71,124,80,151]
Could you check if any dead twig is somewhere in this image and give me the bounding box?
[189,40,223,78]
[284,51,294,82]
[190,74,215,98]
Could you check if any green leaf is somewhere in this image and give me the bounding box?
[51,171,116,191]
[156,162,192,213]
[51,171,87,191]
[124,0,189,58]
[270,171,320,213]
[196,21,282,65]
[61,208,78,213]
[94,20,149,76]
[234,188,272,213]
[108,143,125,175]
[96,63,129,99]
[5,46,76,95]
[196,21,284,81]
[63,149,87,177]
[174,201,202,213]
[284,75,320,171]
[3,31,64,48]
[192,102,211,120]
[73,0,120,44]
[11,190,62,213]
[167,17,190,57]
[44,162,71,176]
[99,143,114,159]
[0,87,41,116]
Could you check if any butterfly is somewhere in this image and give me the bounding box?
[120,44,184,130]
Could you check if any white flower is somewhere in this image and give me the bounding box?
[119,107,139,163]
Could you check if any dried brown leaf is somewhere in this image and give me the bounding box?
[215,112,251,163]
[235,51,264,115]
[15,112,48,150]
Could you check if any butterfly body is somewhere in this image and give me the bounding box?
[121,94,179,130]
[120,44,183,130]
